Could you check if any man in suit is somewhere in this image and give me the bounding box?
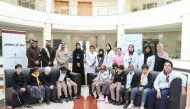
[40,40,56,67]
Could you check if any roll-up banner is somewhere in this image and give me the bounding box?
[2,29,26,69]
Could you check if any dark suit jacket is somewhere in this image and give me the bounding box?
[129,73,139,88]
[40,47,56,67]
[40,72,54,87]
[113,72,126,85]
[53,69,71,86]
[138,73,153,89]
[12,72,26,89]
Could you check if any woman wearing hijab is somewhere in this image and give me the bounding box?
[154,43,169,71]
[95,49,105,73]
[124,44,138,69]
[72,42,85,85]
[138,45,155,71]
[103,44,115,71]
[156,43,169,59]
[56,41,70,68]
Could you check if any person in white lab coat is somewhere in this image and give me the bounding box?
[103,44,115,70]
[85,45,97,73]
[124,44,138,69]
[138,45,155,71]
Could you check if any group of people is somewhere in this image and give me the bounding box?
[91,61,186,109]
[12,64,79,108]
[16,38,186,109]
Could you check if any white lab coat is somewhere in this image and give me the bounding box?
[103,50,115,69]
[138,54,155,71]
[85,52,97,73]
[124,52,138,69]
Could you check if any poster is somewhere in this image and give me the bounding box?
[118,34,143,54]
[2,29,26,69]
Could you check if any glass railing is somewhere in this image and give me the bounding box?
[0,0,182,16]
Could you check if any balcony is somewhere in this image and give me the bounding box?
[0,0,182,16]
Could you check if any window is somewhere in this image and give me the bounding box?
[18,0,35,9]
[54,0,69,15]
[143,3,157,10]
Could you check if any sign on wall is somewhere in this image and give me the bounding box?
[118,34,143,54]
[2,29,26,69]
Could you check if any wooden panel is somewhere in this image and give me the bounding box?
[54,0,69,15]
[78,2,92,16]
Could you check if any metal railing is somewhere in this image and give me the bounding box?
[0,0,182,16]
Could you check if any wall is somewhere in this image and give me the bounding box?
[142,31,181,57]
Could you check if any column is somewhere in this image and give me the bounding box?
[117,0,126,14]
[181,15,190,61]
[125,0,131,13]
[181,15,190,109]
[117,24,125,48]
[43,23,52,46]
[45,0,52,13]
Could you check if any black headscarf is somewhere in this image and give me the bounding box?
[106,44,112,54]
[75,42,81,52]
[144,45,153,64]
[98,48,104,57]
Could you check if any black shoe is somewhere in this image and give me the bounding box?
[46,100,50,105]
[65,97,70,102]
[24,104,33,108]
[109,99,114,104]
[116,102,124,105]
[70,97,73,101]
[57,98,63,103]
[52,100,58,103]
[123,103,129,109]
[112,101,119,105]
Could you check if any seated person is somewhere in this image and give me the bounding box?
[148,61,187,109]
[41,66,62,104]
[119,64,139,108]
[54,66,79,102]
[12,64,32,108]
[92,65,109,98]
[28,67,45,103]
[109,65,126,105]
[127,64,153,109]
[97,64,118,102]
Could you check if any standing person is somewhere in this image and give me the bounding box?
[112,48,125,66]
[103,44,115,71]
[148,61,187,109]
[28,67,45,103]
[109,65,126,105]
[138,45,155,71]
[124,44,138,69]
[12,64,32,108]
[95,49,104,73]
[26,39,41,68]
[56,41,70,68]
[156,43,169,59]
[127,64,153,109]
[41,66,61,104]
[86,45,97,73]
[154,43,169,71]
[40,40,56,67]
[72,42,85,85]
